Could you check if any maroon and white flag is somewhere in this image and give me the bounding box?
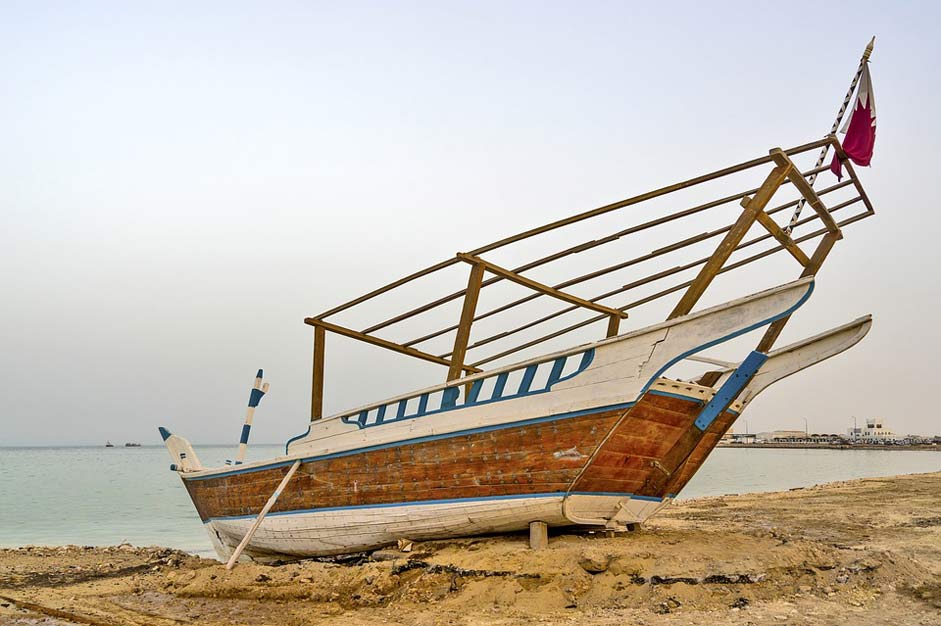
[831,63,876,180]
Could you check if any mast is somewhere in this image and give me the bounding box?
[784,37,875,234]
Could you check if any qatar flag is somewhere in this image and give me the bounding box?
[831,63,876,180]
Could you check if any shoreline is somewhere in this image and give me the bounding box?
[718,442,940,451]
[2,472,939,625]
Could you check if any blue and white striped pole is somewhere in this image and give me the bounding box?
[234,369,269,465]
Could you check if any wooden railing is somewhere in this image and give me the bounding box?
[304,135,875,420]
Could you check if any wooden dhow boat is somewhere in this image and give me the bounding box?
[161,49,880,564]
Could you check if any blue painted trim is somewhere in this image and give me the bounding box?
[492,372,508,399]
[466,379,483,403]
[518,364,538,394]
[194,400,637,481]
[375,404,387,425]
[256,369,264,379]
[248,388,265,408]
[239,424,252,445]
[546,357,566,387]
[396,399,407,419]
[639,280,813,396]
[576,349,593,373]
[295,348,596,442]
[158,427,172,441]
[694,350,768,431]
[442,387,459,409]
[204,490,662,522]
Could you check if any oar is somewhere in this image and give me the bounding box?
[225,459,301,569]
[234,369,269,465]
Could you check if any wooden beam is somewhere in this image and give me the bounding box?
[752,204,811,266]
[457,197,866,363]
[315,138,833,322]
[606,314,621,338]
[305,318,481,374]
[361,162,838,339]
[668,162,792,319]
[756,231,840,352]
[410,178,855,351]
[456,253,629,320]
[770,148,842,238]
[472,210,869,368]
[448,262,486,381]
[226,460,302,569]
[310,324,325,420]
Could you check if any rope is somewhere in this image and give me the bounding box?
[784,37,874,235]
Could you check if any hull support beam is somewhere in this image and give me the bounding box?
[226,459,302,569]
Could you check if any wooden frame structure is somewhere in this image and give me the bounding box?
[304,135,875,419]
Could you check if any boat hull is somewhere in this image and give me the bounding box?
[164,281,873,561]
[185,388,733,558]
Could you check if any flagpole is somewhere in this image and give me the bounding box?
[784,36,875,234]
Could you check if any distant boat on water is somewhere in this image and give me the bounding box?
[124,442,141,447]
[105,441,114,448]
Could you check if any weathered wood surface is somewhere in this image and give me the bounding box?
[570,393,736,497]
[662,410,738,496]
[305,318,481,374]
[447,261,486,381]
[310,325,325,420]
[668,162,791,319]
[185,410,621,521]
[185,391,735,524]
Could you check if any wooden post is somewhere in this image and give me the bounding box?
[226,460,302,569]
[669,162,791,319]
[606,314,621,338]
[756,231,839,352]
[529,521,548,550]
[310,325,325,420]
[448,262,486,382]
[754,209,810,266]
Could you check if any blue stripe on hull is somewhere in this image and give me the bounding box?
[204,490,665,522]
[187,400,637,481]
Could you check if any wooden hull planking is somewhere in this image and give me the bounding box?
[186,387,733,558]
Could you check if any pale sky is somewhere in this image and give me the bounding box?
[2,1,939,446]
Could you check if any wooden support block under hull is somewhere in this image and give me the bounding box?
[529,521,549,550]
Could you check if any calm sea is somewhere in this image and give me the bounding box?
[1,445,938,557]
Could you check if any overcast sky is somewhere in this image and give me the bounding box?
[2,1,939,446]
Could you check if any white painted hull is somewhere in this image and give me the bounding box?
[205,493,672,560]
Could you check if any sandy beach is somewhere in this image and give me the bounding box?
[1,472,938,625]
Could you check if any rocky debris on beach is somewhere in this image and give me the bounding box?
[1,472,940,625]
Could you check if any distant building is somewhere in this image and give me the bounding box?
[755,430,843,444]
[847,418,897,442]
[765,429,807,442]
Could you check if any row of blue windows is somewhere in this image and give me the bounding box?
[340,349,595,429]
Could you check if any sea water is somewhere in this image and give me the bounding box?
[1,445,938,556]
